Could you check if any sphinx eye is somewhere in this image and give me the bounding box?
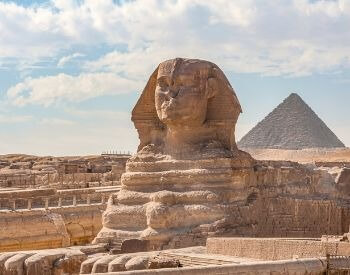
[158,79,168,89]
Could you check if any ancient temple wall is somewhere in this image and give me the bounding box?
[207,237,350,261]
[161,161,350,249]
[239,162,348,237]
[0,204,105,252]
[0,171,122,189]
[95,156,350,250]
[233,197,348,238]
[161,198,349,251]
[4,193,345,253]
[88,259,326,275]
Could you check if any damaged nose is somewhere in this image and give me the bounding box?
[168,89,179,98]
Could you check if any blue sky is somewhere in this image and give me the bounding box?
[0,0,349,156]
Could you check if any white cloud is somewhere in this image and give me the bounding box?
[6,72,142,106]
[3,0,350,155]
[0,113,138,156]
[198,0,257,27]
[82,0,350,78]
[57,52,85,67]
[39,118,75,125]
[0,114,32,123]
[84,47,178,80]
[3,0,350,107]
[1,0,350,77]
[294,0,350,17]
[65,108,129,120]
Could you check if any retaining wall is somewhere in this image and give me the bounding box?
[0,204,106,252]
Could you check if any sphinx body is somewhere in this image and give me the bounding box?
[94,58,255,249]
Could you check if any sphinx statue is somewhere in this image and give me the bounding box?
[94,58,255,250]
[132,58,244,158]
[1,59,347,275]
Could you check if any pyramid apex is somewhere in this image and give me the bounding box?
[289,92,299,96]
[281,93,307,107]
[286,92,302,100]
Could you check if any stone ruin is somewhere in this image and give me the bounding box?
[93,57,255,250]
[0,58,350,274]
[238,93,345,150]
[0,154,129,189]
[0,154,129,253]
[84,58,350,273]
[91,59,350,253]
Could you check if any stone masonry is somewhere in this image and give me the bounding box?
[238,93,345,149]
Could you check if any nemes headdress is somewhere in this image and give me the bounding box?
[132,58,242,151]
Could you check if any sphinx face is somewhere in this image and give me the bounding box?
[155,59,210,127]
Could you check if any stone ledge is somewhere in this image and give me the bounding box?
[90,258,326,275]
[206,237,350,260]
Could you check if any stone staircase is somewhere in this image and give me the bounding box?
[155,252,238,267]
[92,236,124,254]
[109,238,124,254]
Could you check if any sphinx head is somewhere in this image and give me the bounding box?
[132,58,242,152]
[155,59,218,127]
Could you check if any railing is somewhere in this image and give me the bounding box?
[327,254,350,273]
[0,172,122,189]
[101,150,131,155]
[0,193,108,211]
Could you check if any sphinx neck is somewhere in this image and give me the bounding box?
[164,125,213,156]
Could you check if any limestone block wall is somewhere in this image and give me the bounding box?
[207,238,350,261]
[0,154,129,189]
[230,197,349,238]
[161,197,350,250]
[0,205,105,252]
[236,161,350,238]
[0,171,122,189]
[158,161,350,249]
[0,187,117,210]
[91,259,326,275]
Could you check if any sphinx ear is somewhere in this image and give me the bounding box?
[206,77,219,99]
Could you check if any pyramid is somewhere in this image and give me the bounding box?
[238,93,345,150]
